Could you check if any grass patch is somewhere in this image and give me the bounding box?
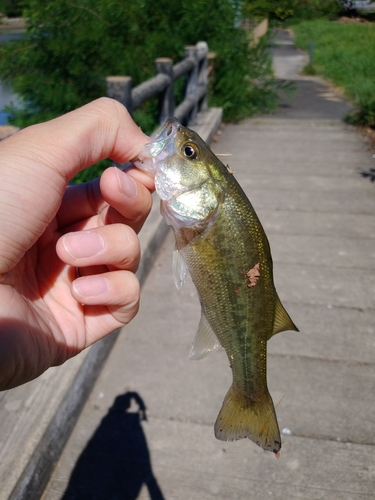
[292,19,375,127]
[301,63,317,75]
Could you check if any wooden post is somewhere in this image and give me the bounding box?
[197,41,208,113]
[105,41,210,126]
[106,76,133,115]
[184,46,198,124]
[155,58,174,124]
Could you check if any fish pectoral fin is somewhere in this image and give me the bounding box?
[172,248,189,290]
[189,312,222,360]
[269,294,299,339]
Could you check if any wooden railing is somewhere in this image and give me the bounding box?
[106,41,209,126]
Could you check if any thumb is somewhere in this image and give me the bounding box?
[0,98,149,274]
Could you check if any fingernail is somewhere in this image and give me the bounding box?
[116,168,138,198]
[73,276,110,297]
[63,231,105,259]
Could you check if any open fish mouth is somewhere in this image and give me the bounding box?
[134,119,179,176]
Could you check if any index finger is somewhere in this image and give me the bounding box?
[0,98,149,273]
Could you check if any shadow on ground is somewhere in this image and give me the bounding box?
[62,391,165,500]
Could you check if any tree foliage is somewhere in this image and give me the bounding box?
[242,0,341,22]
[0,0,279,130]
[0,0,23,17]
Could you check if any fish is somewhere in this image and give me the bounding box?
[134,119,298,455]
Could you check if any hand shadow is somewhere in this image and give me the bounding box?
[62,391,165,500]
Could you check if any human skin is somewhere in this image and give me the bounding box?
[0,97,154,390]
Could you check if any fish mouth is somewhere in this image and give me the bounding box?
[133,118,180,176]
[153,118,179,142]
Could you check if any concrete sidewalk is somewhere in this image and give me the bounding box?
[42,31,375,499]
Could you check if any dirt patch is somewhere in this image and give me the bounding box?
[337,16,372,24]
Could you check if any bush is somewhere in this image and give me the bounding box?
[0,0,22,17]
[291,0,341,21]
[242,0,340,23]
[0,0,278,128]
[346,92,375,129]
[0,0,281,182]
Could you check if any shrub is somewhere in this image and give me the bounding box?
[0,0,278,128]
[242,0,340,22]
[0,0,22,17]
[0,0,281,182]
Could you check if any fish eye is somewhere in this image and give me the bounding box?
[183,142,199,160]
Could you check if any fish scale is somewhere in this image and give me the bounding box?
[174,178,272,395]
[134,119,298,454]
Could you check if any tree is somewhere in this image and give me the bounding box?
[0,0,23,17]
[242,0,341,21]
[0,0,280,131]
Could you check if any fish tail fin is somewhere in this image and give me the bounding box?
[214,385,281,455]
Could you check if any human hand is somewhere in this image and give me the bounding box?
[0,97,153,390]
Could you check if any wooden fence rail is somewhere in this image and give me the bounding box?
[106,41,209,126]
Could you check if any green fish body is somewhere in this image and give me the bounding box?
[134,119,298,454]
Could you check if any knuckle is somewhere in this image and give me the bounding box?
[122,272,140,306]
[121,226,140,266]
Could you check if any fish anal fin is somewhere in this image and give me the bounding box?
[214,385,281,454]
[269,294,299,339]
[189,312,222,360]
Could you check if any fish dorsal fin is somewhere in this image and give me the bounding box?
[269,294,299,340]
[172,248,189,290]
[189,312,222,360]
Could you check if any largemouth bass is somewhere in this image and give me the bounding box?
[134,119,298,455]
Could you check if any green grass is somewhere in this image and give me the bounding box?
[292,20,375,127]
